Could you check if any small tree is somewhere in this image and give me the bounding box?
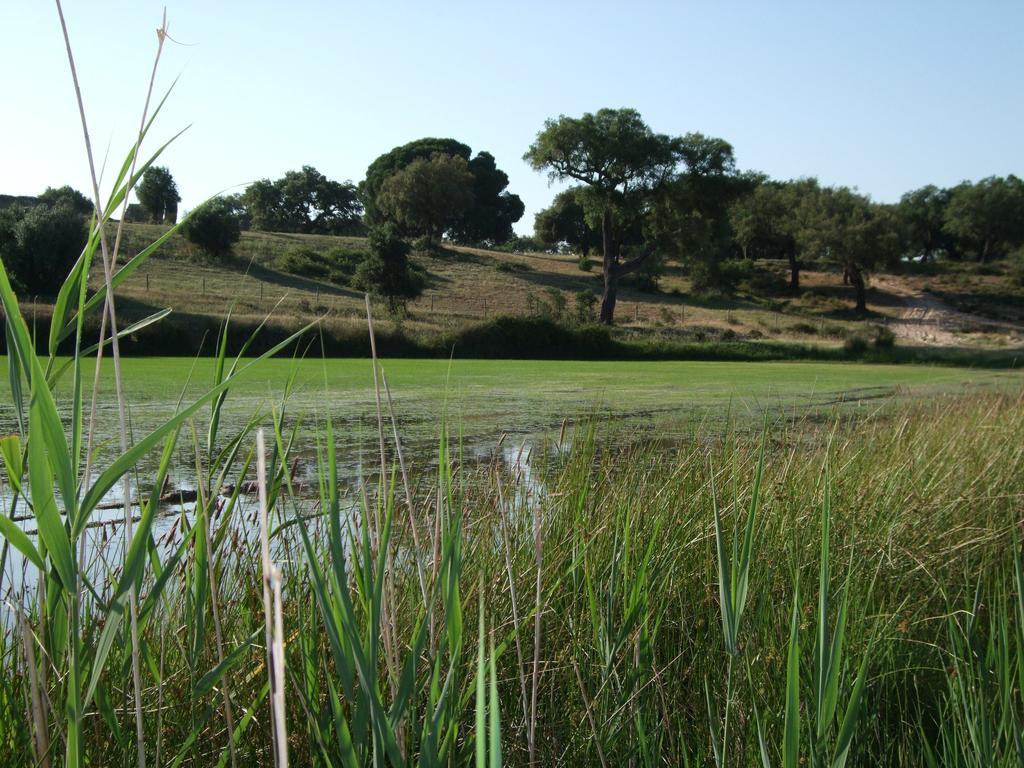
[352,224,424,311]
[181,198,241,259]
[375,153,475,247]
[136,166,181,224]
[0,202,87,295]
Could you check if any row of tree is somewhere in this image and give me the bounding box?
[527,109,1024,322]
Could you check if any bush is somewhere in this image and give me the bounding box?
[280,246,368,285]
[181,198,240,258]
[577,253,593,272]
[622,254,663,293]
[0,202,87,295]
[843,334,869,356]
[280,246,330,279]
[526,288,568,322]
[574,289,598,324]
[873,325,896,349]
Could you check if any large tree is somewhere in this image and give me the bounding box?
[375,153,476,246]
[136,165,181,224]
[243,166,363,235]
[362,138,524,244]
[524,108,682,324]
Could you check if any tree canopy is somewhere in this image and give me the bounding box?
[362,138,523,244]
[38,185,93,216]
[243,166,363,235]
[375,153,475,245]
[136,166,180,224]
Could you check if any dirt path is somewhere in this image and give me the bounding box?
[873,276,1024,346]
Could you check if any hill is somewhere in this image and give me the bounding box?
[17,222,1024,362]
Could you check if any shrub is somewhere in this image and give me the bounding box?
[843,334,869,356]
[873,324,896,349]
[574,289,598,324]
[181,198,240,258]
[0,202,86,295]
[527,288,569,322]
[280,246,368,285]
[280,246,330,279]
[623,254,663,293]
[577,253,593,272]
[495,260,532,274]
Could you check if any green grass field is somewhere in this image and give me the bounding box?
[4,357,1018,464]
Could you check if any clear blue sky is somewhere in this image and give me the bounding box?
[3,1,1022,234]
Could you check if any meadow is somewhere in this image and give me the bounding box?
[1,356,1015,475]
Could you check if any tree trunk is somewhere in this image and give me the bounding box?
[849,265,867,313]
[599,206,618,325]
[787,250,800,291]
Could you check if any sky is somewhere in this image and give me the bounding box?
[2,1,1022,235]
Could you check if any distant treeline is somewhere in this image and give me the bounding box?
[4,108,1023,322]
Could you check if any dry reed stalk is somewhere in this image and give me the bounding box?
[571,659,609,768]
[496,472,530,732]
[17,603,51,768]
[193,442,238,768]
[270,563,288,768]
[257,428,288,767]
[529,473,543,766]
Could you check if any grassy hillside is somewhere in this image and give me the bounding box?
[19,222,1023,360]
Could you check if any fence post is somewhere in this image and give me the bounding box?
[634,303,639,322]
[260,282,264,302]
[145,274,149,292]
